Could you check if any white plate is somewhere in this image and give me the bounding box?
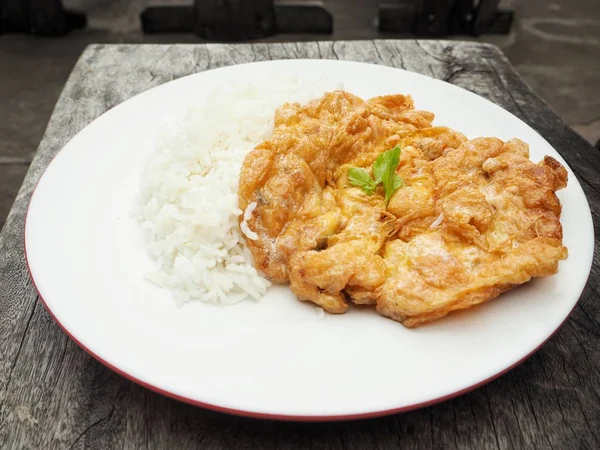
[25,60,594,420]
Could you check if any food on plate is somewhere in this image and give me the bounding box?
[238,91,568,327]
[136,78,568,327]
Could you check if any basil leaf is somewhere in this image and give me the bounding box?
[372,152,386,184]
[385,173,404,203]
[373,146,400,183]
[348,146,403,201]
[348,167,376,195]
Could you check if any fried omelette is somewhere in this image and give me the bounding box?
[238,91,568,327]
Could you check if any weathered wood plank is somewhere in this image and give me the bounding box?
[0,40,598,449]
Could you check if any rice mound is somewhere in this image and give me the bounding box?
[136,75,340,305]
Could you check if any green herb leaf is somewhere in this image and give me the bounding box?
[371,155,385,185]
[348,167,377,195]
[377,146,403,204]
[372,145,400,184]
[347,146,404,202]
[385,173,404,204]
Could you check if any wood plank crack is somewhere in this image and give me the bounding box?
[67,388,119,449]
[330,42,340,60]
[372,41,384,64]
[444,66,466,83]
[414,40,452,65]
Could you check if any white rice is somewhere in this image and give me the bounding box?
[136,75,341,305]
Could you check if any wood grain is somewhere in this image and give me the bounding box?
[0,40,598,449]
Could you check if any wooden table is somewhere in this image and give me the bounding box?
[1,40,598,449]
